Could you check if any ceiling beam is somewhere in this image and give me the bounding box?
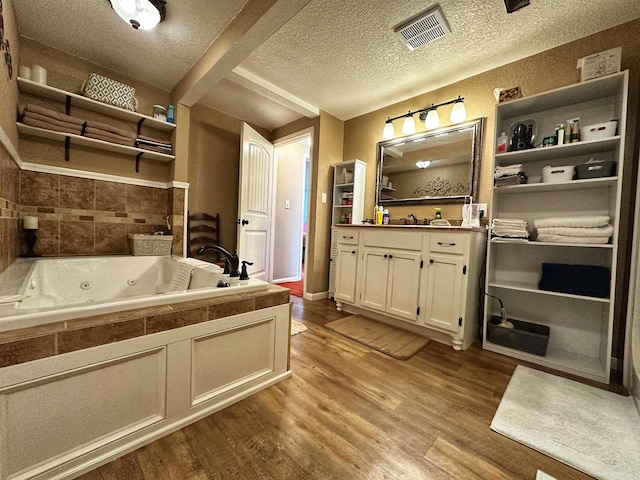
[171,0,311,107]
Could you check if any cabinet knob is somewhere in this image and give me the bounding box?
[388,254,393,259]
[429,259,434,264]
[384,254,388,259]
[351,250,356,254]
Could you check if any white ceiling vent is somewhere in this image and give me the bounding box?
[394,5,451,51]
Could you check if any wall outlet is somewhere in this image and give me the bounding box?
[285,200,290,209]
[477,203,487,218]
[321,192,327,203]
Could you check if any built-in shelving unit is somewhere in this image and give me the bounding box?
[483,70,629,384]
[17,77,175,172]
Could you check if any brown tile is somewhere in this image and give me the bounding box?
[20,170,59,207]
[126,185,155,214]
[79,215,94,221]
[67,305,173,330]
[254,288,291,309]
[95,180,126,212]
[171,226,183,255]
[208,298,255,320]
[60,176,95,210]
[57,319,145,354]
[115,212,128,217]
[133,218,146,224]
[146,307,208,334]
[0,322,67,343]
[32,219,59,256]
[60,221,95,255]
[3,159,19,205]
[0,335,56,367]
[153,188,169,216]
[95,223,126,254]
[170,188,185,214]
[37,207,55,213]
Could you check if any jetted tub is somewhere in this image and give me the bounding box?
[0,255,269,331]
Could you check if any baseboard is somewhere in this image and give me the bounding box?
[304,291,328,301]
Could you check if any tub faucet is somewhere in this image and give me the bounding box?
[197,245,240,277]
[408,213,418,225]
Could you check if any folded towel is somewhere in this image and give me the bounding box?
[85,119,136,139]
[535,234,610,244]
[137,134,172,146]
[24,103,85,125]
[23,110,85,131]
[85,126,134,143]
[136,143,174,155]
[536,225,613,237]
[21,117,83,136]
[494,164,523,178]
[494,173,528,187]
[168,262,194,291]
[85,132,136,146]
[534,216,610,228]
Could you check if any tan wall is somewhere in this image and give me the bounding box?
[343,19,640,358]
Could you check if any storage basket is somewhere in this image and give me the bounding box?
[542,165,574,183]
[487,316,550,356]
[82,73,137,111]
[128,234,173,256]
[580,121,617,141]
[575,160,616,179]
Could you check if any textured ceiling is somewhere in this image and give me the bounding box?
[12,0,640,131]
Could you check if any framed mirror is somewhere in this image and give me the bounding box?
[376,118,484,206]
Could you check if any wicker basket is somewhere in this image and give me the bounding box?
[128,234,173,256]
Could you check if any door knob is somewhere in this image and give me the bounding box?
[236,218,249,225]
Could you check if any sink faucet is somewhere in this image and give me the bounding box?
[408,213,418,225]
[197,245,240,277]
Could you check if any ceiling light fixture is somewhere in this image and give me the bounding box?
[109,0,166,30]
[416,160,431,169]
[381,96,467,139]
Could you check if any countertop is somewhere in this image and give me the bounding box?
[333,223,487,233]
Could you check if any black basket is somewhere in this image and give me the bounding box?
[487,316,550,356]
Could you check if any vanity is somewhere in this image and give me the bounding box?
[333,225,486,350]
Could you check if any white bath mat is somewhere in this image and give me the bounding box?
[492,365,640,480]
[291,319,307,336]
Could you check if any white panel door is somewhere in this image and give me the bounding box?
[334,245,359,303]
[359,248,389,313]
[386,251,421,322]
[238,123,274,281]
[425,254,465,332]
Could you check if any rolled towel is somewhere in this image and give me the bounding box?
[24,103,85,125]
[535,234,610,244]
[536,225,613,237]
[534,216,610,228]
[22,116,83,135]
[85,119,136,140]
[23,110,85,131]
[85,131,135,146]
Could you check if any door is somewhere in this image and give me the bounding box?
[386,251,421,322]
[359,248,390,313]
[334,245,359,303]
[424,254,465,332]
[238,123,274,281]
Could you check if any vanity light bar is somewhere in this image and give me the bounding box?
[382,96,466,139]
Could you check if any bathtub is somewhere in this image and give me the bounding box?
[0,255,269,332]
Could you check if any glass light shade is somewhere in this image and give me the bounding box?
[402,115,416,135]
[111,0,162,29]
[450,100,467,123]
[424,109,440,129]
[415,160,431,169]
[382,121,395,139]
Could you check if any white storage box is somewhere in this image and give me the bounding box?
[580,121,617,141]
[128,234,173,256]
[542,165,574,183]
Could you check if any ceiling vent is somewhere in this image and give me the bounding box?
[394,5,451,51]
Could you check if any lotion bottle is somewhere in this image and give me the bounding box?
[383,209,389,225]
[376,206,384,225]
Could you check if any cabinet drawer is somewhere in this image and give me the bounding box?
[429,233,468,255]
[362,230,422,250]
[336,230,359,245]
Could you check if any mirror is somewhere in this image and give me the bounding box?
[376,118,484,206]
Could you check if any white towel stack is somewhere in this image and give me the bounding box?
[491,218,530,239]
[534,216,613,244]
[494,164,527,187]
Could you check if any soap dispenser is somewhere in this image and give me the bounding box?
[239,260,253,285]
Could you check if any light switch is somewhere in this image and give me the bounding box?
[285,200,290,209]
[321,192,327,203]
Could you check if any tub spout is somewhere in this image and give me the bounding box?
[197,245,240,277]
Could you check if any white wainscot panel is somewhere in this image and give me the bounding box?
[0,348,166,480]
[192,318,275,405]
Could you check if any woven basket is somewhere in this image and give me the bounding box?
[128,234,173,256]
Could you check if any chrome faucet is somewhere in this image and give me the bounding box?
[197,245,240,277]
[408,213,418,225]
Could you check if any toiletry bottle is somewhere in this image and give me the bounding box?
[434,208,442,220]
[166,104,175,123]
[555,124,564,145]
[571,120,580,143]
[496,132,508,153]
[374,205,379,221]
[376,206,384,225]
[383,209,389,225]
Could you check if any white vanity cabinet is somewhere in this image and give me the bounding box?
[334,226,486,350]
[334,229,360,304]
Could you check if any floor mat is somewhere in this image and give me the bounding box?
[491,365,640,480]
[291,319,307,336]
[276,280,303,297]
[324,314,429,360]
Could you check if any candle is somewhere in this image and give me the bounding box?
[23,216,38,230]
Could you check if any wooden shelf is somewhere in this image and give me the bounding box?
[494,137,620,166]
[488,280,610,303]
[18,77,175,132]
[494,176,617,194]
[490,238,614,249]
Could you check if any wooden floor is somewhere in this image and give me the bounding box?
[77,296,603,480]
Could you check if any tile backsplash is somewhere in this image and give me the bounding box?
[0,145,20,273]
[18,170,185,257]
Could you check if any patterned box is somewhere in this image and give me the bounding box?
[83,73,137,111]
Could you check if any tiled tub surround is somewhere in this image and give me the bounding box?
[1,145,20,274]
[18,170,185,256]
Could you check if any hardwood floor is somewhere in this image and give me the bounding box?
[78,296,599,480]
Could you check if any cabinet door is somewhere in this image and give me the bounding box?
[334,245,359,303]
[359,248,389,312]
[425,253,465,332]
[386,251,422,322]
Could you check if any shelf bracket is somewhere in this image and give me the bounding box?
[64,136,70,162]
[137,118,145,136]
[135,152,143,173]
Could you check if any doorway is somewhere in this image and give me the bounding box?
[271,128,313,297]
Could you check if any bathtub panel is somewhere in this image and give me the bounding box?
[0,347,166,480]
[192,317,276,405]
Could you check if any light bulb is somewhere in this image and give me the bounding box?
[450,100,466,123]
[402,115,416,135]
[382,121,395,139]
[111,0,162,29]
[425,109,440,129]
